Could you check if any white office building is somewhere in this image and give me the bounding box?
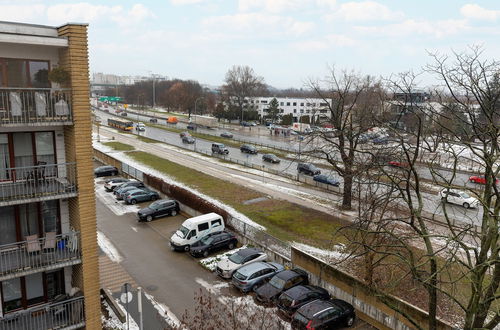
[248,97,332,123]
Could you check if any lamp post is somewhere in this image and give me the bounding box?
[193,97,204,151]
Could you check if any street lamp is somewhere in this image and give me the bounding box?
[193,97,204,151]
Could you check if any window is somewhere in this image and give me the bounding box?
[280,109,284,113]
[2,278,22,313]
[300,110,304,113]
[1,59,50,88]
[306,110,310,113]
[5,59,28,87]
[35,132,55,165]
[293,109,297,113]
[300,103,304,106]
[46,270,65,299]
[320,102,328,106]
[29,61,50,88]
[13,133,34,169]
[293,102,297,106]
[261,100,267,104]
[0,134,9,180]
[198,222,209,231]
[211,219,222,227]
[25,273,44,306]
[280,102,284,106]
[306,103,310,106]
[187,230,196,239]
[20,203,39,238]
[286,102,290,106]
[0,206,16,245]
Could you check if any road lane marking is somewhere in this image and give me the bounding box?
[131,226,138,232]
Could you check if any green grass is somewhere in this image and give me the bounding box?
[102,142,135,151]
[136,135,161,144]
[127,150,347,248]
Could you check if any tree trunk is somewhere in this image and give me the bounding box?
[364,250,374,285]
[428,259,438,330]
[342,174,353,209]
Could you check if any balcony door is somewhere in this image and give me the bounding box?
[0,58,50,88]
[0,134,9,180]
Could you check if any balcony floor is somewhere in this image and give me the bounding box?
[0,180,77,207]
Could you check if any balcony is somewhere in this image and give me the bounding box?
[0,296,85,330]
[0,162,77,207]
[0,232,81,281]
[0,88,72,127]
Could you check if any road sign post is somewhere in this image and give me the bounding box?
[120,283,133,330]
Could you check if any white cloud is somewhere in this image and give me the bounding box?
[203,13,314,36]
[0,4,46,22]
[238,0,337,13]
[110,3,155,26]
[355,19,469,38]
[460,4,499,21]
[170,0,207,5]
[46,3,122,23]
[335,1,404,21]
[292,34,357,51]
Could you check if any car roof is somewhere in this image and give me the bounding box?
[298,300,339,318]
[236,261,270,275]
[277,269,305,280]
[284,285,325,299]
[235,247,261,257]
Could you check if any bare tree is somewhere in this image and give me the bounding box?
[221,65,267,123]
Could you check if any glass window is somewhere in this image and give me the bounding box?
[13,133,33,168]
[211,219,221,227]
[42,200,59,233]
[0,61,4,87]
[198,222,209,231]
[0,134,10,180]
[286,102,290,106]
[2,278,22,313]
[29,61,50,88]
[46,270,65,299]
[35,132,55,164]
[25,272,44,306]
[0,206,16,245]
[5,59,29,87]
[20,203,39,238]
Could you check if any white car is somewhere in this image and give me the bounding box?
[216,248,267,279]
[136,122,146,131]
[440,188,479,209]
[104,178,130,192]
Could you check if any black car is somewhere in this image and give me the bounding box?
[113,181,145,197]
[189,231,238,258]
[120,112,128,117]
[220,132,233,138]
[291,299,356,329]
[149,118,158,123]
[187,123,197,130]
[240,144,258,154]
[182,136,195,144]
[277,285,330,319]
[137,199,180,222]
[254,269,309,305]
[262,153,280,164]
[94,166,119,177]
[313,175,340,187]
[297,163,321,176]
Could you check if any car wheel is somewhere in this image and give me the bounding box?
[131,199,137,205]
[346,315,355,327]
[463,202,470,209]
[146,215,153,222]
[171,210,177,216]
[228,242,235,249]
[151,195,158,201]
[184,245,190,252]
[203,250,209,258]
[113,171,118,176]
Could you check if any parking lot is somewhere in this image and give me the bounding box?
[94,169,377,329]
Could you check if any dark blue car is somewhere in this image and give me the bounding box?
[372,137,389,145]
[313,175,340,187]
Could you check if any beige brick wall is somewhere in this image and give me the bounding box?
[57,24,101,330]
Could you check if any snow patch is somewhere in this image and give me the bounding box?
[293,242,350,262]
[199,246,246,271]
[143,292,181,328]
[97,231,123,263]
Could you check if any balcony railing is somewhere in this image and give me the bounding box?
[0,162,77,206]
[0,232,81,280]
[0,88,72,126]
[0,296,85,330]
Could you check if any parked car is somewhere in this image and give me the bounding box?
[262,154,280,164]
[241,121,252,127]
[182,136,195,144]
[469,175,499,185]
[170,213,225,252]
[220,131,233,138]
[291,299,356,329]
[120,112,128,117]
[116,186,146,200]
[388,160,408,168]
[277,285,330,319]
[149,118,158,123]
[137,199,179,222]
[212,143,229,155]
[372,137,388,145]
[216,248,267,279]
[254,269,309,305]
[189,231,237,258]
[187,123,197,130]
[439,188,479,209]
[94,166,119,177]
[124,188,160,205]
[114,181,145,198]
[240,144,258,154]
[297,163,321,176]
[232,262,285,293]
[313,175,339,187]
[180,131,191,138]
[104,178,130,192]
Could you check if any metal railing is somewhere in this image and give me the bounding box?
[0,88,72,125]
[0,232,81,280]
[0,296,85,330]
[0,162,77,205]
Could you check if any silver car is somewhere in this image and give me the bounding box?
[232,261,284,293]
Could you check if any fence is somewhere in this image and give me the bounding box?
[0,296,85,330]
[0,88,72,126]
[93,148,457,330]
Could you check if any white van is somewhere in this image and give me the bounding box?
[136,122,146,131]
[170,213,225,251]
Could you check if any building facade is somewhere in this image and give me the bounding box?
[248,96,332,123]
[0,21,100,329]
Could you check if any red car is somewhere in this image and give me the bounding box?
[388,161,408,168]
[469,176,499,185]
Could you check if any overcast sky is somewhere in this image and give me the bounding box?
[1,0,499,88]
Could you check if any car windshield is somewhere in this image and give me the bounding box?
[269,276,286,289]
[233,272,247,281]
[460,192,471,199]
[229,252,246,264]
[200,236,214,245]
[220,144,225,148]
[179,226,190,238]
[278,294,294,307]
[149,201,161,209]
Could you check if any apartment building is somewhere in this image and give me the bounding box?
[248,96,332,123]
[0,21,100,329]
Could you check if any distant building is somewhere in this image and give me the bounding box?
[248,97,332,123]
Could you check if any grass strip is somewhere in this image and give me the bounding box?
[102,142,135,151]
